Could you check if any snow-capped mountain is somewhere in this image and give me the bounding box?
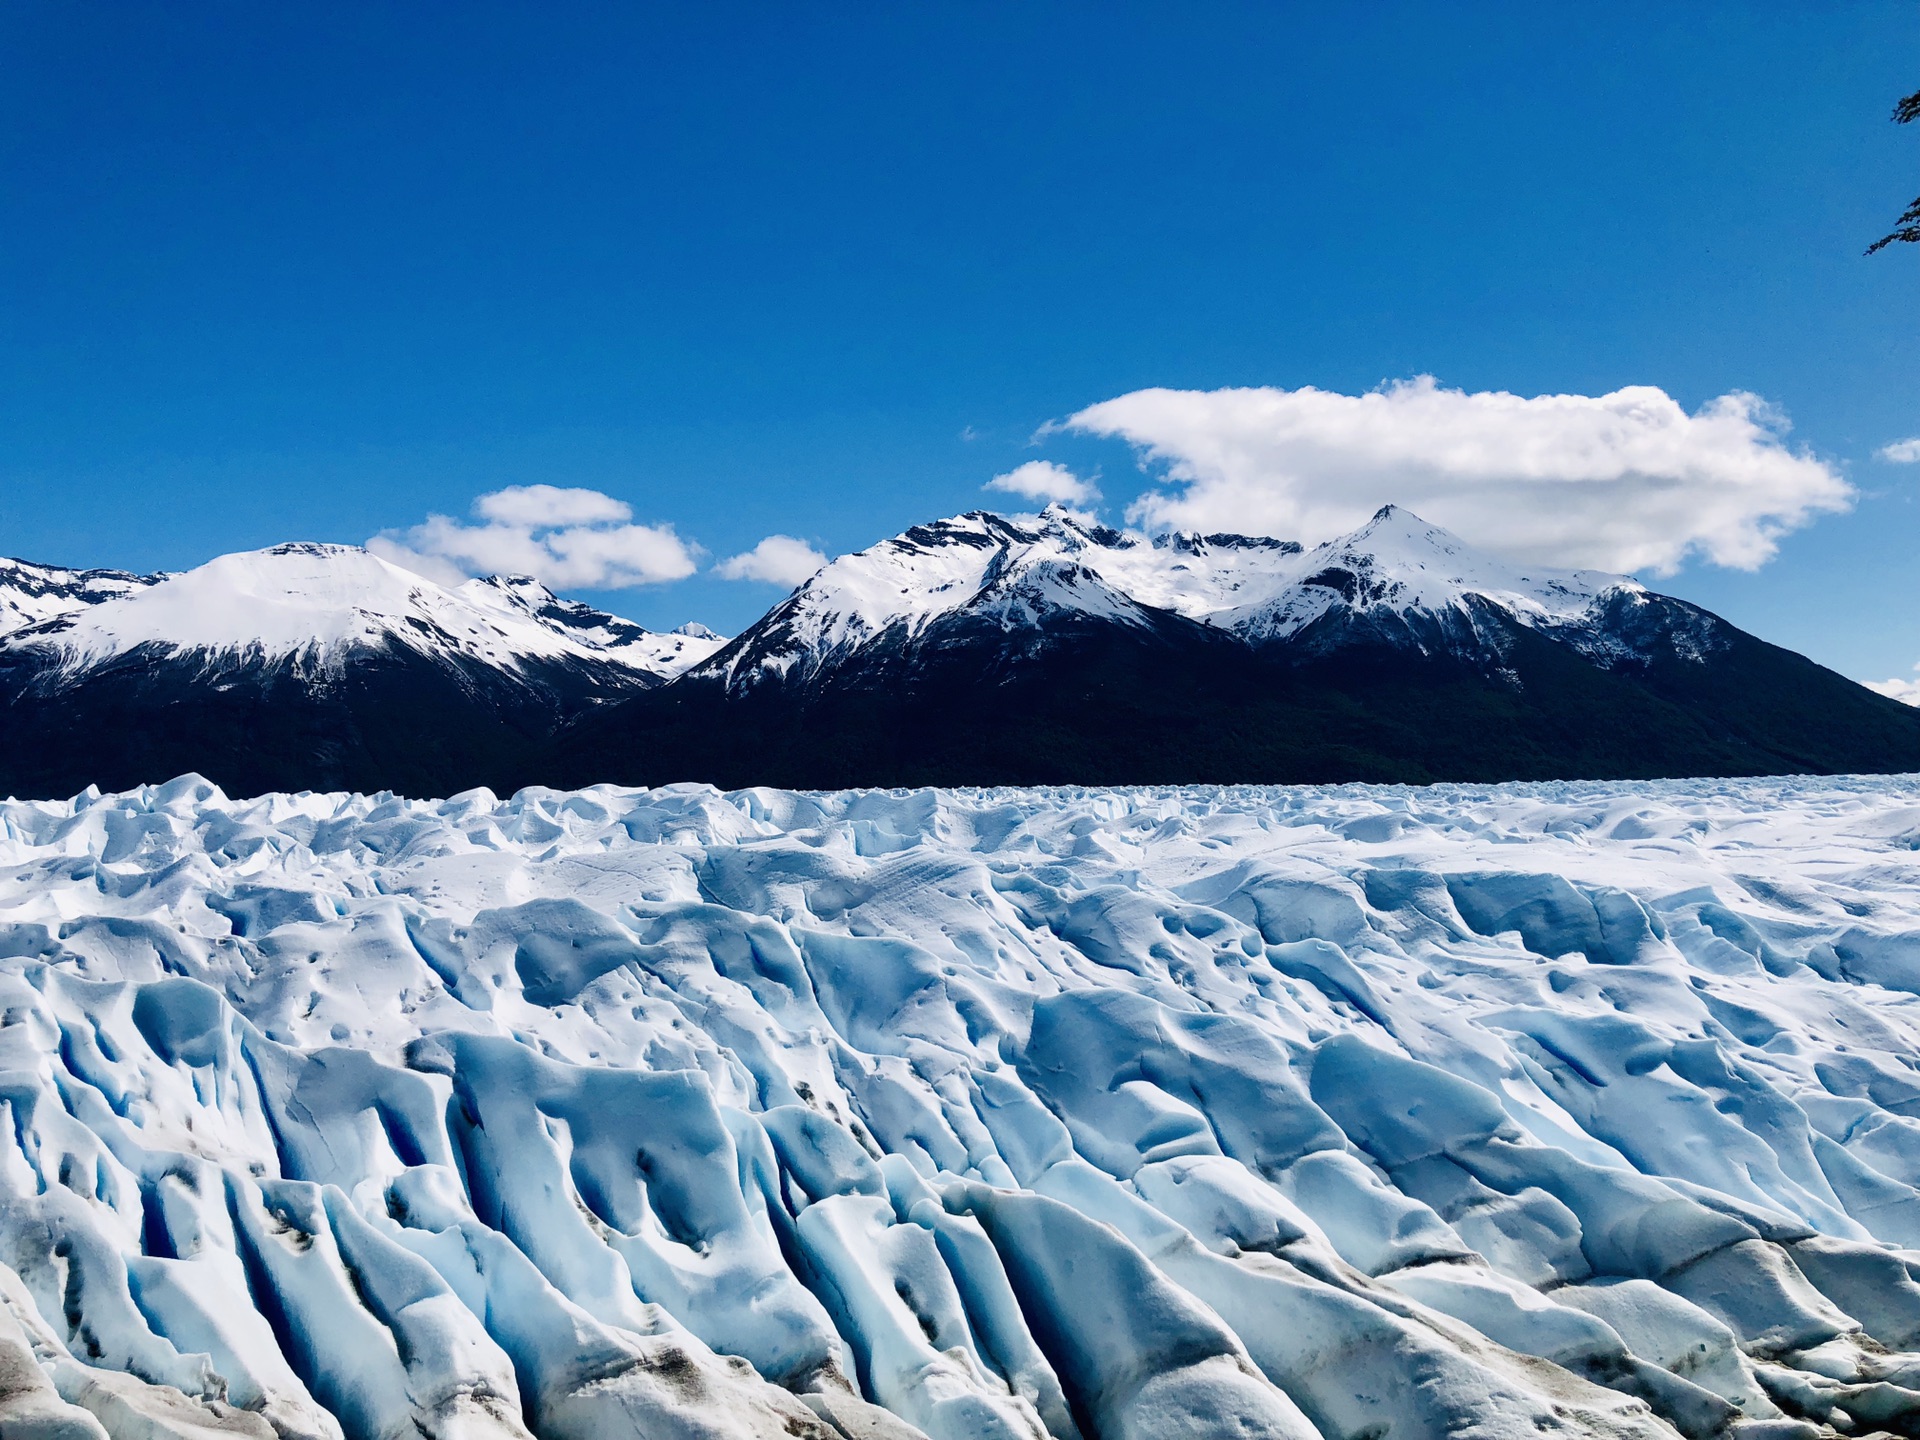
[10,774,1920,1440]
[703,506,1305,690]
[698,504,1692,694]
[6,543,721,684]
[0,543,727,797]
[3,508,1918,797]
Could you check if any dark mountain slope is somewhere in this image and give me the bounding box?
[0,644,638,798]
[3,510,1916,798]
[548,599,1920,791]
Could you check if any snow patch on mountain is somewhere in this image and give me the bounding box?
[5,774,1920,1440]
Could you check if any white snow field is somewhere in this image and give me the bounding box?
[4,776,1920,1440]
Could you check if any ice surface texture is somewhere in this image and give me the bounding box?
[3,774,1920,1440]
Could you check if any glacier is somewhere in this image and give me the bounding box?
[3,774,1920,1440]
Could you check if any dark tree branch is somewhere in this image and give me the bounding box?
[1867,197,1920,254]
[1869,91,1920,251]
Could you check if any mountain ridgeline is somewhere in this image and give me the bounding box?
[2,508,1916,797]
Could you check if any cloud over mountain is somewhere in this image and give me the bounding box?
[370,485,700,589]
[986,459,1099,505]
[1068,377,1851,573]
[714,534,829,586]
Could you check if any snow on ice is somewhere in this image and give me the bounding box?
[2,773,1920,1440]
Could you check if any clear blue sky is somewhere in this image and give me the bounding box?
[3,2,1918,680]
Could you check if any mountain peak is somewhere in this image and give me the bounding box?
[1345,502,1460,548]
[1221,505,1637,643]
[4,542,724,683]
[262,541,370,559]
[20,544,433,661]
[462,572,558,601]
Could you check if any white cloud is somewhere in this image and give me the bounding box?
[371,486,699,590]
[1066,377,1852,574]
[473,484,632,528]
[1877,438,1920,463]
[1867,667,1920,706]
[985,460,1100,506]
[714,535,828,587]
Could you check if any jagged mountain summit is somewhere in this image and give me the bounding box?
[700,503,1671,695]
[0,543,726,797]
[557,505,1920,791]
[703,506,1308,691]
[2,509,1917,797]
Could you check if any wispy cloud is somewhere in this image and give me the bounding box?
[714,535,828,587]
[1876,438,1920,463]
[1867,665,1920,706]
[985,460,1099,506]
[1067,377,1852,574]
[371,485,699,589]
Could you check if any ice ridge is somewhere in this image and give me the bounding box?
[2,774,1920,1439]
